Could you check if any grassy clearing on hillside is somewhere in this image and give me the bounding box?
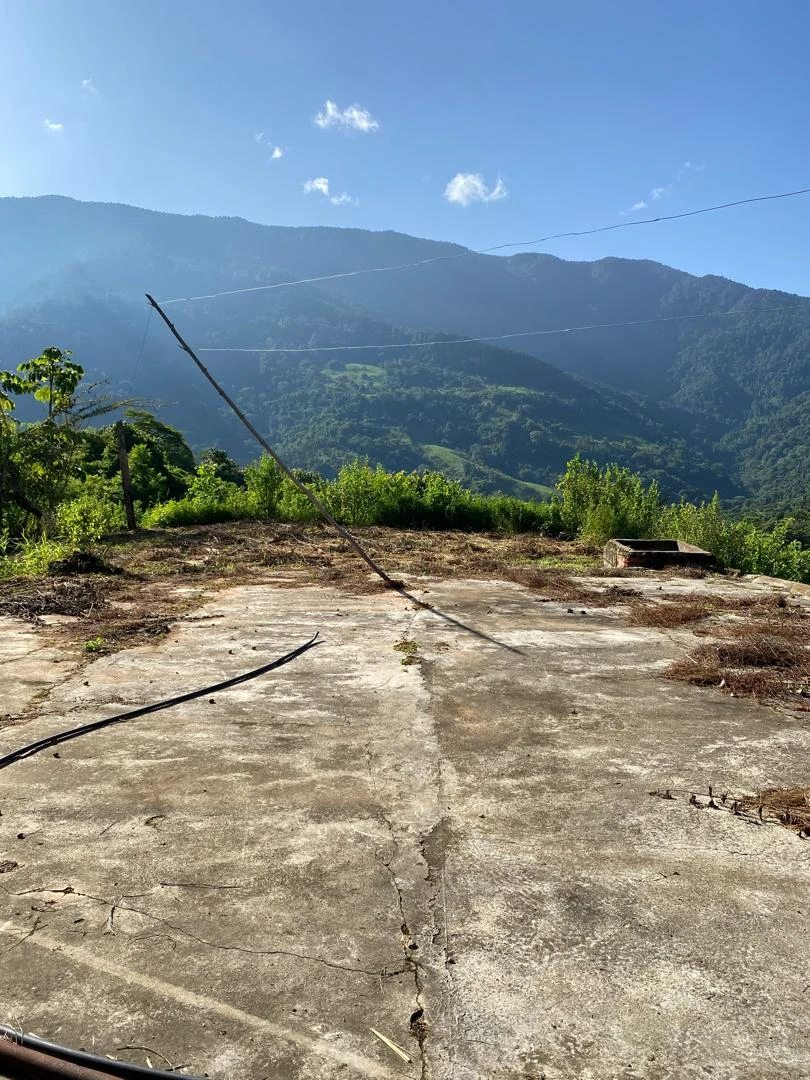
[132,457,810,582]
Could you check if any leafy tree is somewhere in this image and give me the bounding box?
[79,410,195,508]
[0,348,89,532]
[199,448,245,487]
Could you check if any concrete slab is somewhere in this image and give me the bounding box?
[0,576,808,1080]
[0,621,81,720]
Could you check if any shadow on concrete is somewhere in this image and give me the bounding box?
[397,587,525,655]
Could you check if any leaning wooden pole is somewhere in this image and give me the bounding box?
[145,294,397,586]
[115,420,137,531]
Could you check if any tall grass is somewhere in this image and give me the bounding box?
[3,455,808,584]
[142,459,555,534]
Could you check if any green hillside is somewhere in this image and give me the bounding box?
[0,195,807,505]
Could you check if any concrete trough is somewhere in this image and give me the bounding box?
[604,537,715,570]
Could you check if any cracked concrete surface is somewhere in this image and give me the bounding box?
[1,574,809,1079]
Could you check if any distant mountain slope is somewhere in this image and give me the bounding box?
[0,195,807,503]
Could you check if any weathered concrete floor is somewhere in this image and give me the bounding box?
[1,575,809,1079]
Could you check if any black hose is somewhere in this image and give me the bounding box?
[0,1025,206,1078]
[0,633,321,770]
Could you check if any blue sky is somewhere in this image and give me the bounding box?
[2,0,809,294]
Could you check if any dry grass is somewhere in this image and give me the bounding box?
[652,784,810,837]
[739,787,810,834]
[665,614,809,705]
[503,566,641,607]
[629,598,717,628]
[0,524,614,654]
[630,589,806,630]
[0,577,105,620]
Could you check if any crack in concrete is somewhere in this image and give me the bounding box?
[9,886,407,979]
[364,738,430,1077]
[376,833,428,1078]
[0,644,51,665]
[4,664,87,729]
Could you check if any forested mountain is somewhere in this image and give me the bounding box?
[0,195,807,504]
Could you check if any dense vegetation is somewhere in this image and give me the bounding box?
[1,349,808,584]
[1,196,808,508]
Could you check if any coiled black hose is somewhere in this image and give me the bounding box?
[0,633,320,770]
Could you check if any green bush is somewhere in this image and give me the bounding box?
[660,499,810,579]
[554,456,662,542]
[56,493,126,548]
[140,493,253,528]
[85,452,810,585]
[244,456,284,518]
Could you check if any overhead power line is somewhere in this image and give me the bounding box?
[194,302,809,355]
[159,185,810,306]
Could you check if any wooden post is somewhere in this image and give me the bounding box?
[116,420,137,531]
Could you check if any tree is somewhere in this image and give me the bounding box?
[199,448,245,487]
[0,348,86,532]
[0,348,133,534]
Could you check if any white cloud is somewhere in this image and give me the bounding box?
[43,119,64,133]
[255,133,284,159]
[444,172,507,207]
[304,177,330,196]
[622,160,704,215]
[303,176,357,205]
[81,78,98,95]
[314,99,379,133]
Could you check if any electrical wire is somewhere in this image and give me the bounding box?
[131,304,153,379]
[158,185,810,305]
[193,302,809,355]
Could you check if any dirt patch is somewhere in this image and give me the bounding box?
[47,551,122,576]
[78,616,174,655]
[105,523,602,589]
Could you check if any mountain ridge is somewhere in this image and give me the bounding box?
[0,195,807,505]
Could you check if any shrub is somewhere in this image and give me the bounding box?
[660,499,810,581]
[554,456,662,542]
[0,535,71,579]
[140,493,253,528]
[244,456,285,519]
[56,493,126,548]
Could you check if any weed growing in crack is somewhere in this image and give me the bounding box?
[394,639,420,666]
